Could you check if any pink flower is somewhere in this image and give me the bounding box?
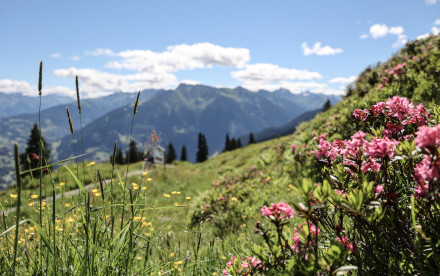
[291,144,298,150]
[245,256,262,269]
[378,84,384,89]
[309,223,320,237]
[365,137,399,159]
[414,156,440,182]
[353,109,369,121]
[374,185,384,194]
[361,159,381,173]
[316,138,340,161]
[337,236,354,251]
[260,201,296,220]
[370,101,386,116]
[414,184,429,198]
[415,125,440,149]
[241,261,250,269]
[385,96,414,121]
[291,228,301,252]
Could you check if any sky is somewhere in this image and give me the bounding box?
[0,0,439,98]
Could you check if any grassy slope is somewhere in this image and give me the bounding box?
[2,35,439,274]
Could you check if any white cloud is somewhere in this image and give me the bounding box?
[329,76,357,84]
[242,81,345,95]
[180,80,202,85]
[231,63,322,84]
[54,43,250,98]
[417,33,431,40]
[360,34,369,39]
[0,79,75,97]
[368,24,407,48]
[301,42,343,56]
[103,43,250,72]
[71,56,81,61]
[50,53,61,58]
[416,19,440,40]
[54,67,178,98]
[85,48,116,56]
[425,0,438,5]
[231,63,342,95]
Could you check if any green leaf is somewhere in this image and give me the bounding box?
[63,164,85,194]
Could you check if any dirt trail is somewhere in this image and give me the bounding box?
[3,169,145,215]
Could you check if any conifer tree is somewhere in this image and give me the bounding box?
[230,138,237,150]
[224,134,231,152]
[180,145,187,161]
[166,142,177,164]
[126,140,142,164]
[237,138,243,148]
[322,99,331,112]
[114,148,125,164]
[20,123,51,177]
[196,133,209,163]
[248,132,256,144]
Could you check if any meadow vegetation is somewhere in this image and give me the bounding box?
[1,34,440,275]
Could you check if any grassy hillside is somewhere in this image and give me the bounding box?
[1,35,439,275]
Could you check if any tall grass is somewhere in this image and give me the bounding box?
[1,62,260,275]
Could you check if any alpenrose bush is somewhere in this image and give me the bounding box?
[222,96,439,275]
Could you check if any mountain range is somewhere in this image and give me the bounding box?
[0,84,340,188]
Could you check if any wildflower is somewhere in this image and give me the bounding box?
[142,186,147,191]
[337,236,354,251]
[91,189,99,193]
[415,125,440,149]
[231,197,238,202]
[87,161,96,167]
[28,202,35,207]
[132,183,139,190]
[361,159,381,173]
[185,196,191,200]
[93,192,102,197]
[142,171,148,176]
[365,137,399,159]
[10,194,18,199]
[174,202,179,206]
[374,185,384,194]
[261,201,295,220]
[147,178,152,182]
[414,156,440,182]
[352,109,369,121]
[65,203,71,207]
[31,194,39,199]
[137,257,142,261]
[60,182,66,186]
[163,194,171,198]
[291,144,298,150]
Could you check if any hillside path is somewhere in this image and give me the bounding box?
[3,169,145,215]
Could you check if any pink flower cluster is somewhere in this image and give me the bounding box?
[415,125,440,149]
[352,97,429,139]
[365,137,399,159]
[261,201,296,220]
[385,62,407,77]
[223,256,262,276]
[336,236,354,251]
[291,222,320,253]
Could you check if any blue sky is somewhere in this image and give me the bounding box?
[0,0,439,98]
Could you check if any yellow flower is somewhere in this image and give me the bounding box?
[163,194,171,198]
[221,255,227,260]
[31,194,39,199]
[134,216,142,221]
[142,186,147,191]
[137,256,142,261]
[171,191,177,194]
[94,192,102,197]
[231,197,238,202]
[91,189,99,193]
[60,182,66,186]
[87,161,96,167]
[10,194,18,199]
[65,203,70,207]
[142,172,148,176]
[213,273,218,275]
[66,217,74,223]
[170,252,175,257]
[147,178,152,182]
[132,183,139,190]
[174,202,179,206]
[185,196,191,200]
[28,202,35,207]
